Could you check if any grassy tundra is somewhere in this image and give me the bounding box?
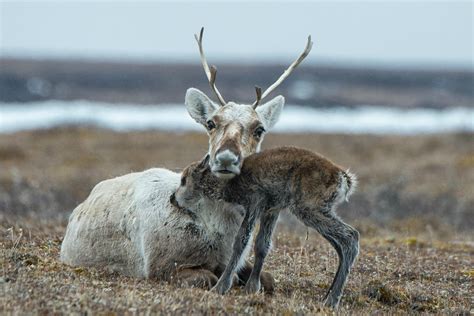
[1,128,473,314]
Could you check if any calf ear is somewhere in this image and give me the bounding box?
[197,154,210,172]
[185,88,219,126]
[256,95,285,129]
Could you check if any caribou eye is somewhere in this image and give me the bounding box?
[206,120,216,130]
[180,176,186,186]
[254,126,266,138]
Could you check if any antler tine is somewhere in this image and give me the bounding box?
[253,35,313,107]
[253,86,262,109]
[210,65,218,89]
[194,27,227,106]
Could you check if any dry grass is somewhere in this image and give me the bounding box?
[0,128,473,314]
[1,128,472,233]
[1,220,472,315]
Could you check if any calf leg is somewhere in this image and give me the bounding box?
[212,211,257,295]
[297,210,359,308]
[245,212,279,294]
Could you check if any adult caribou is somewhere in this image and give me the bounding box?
[60,28,312,290]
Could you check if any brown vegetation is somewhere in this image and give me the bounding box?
[1,128,472,234]
[1,221,472,314]
[1,128,473,314]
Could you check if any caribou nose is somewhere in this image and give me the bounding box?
[216,150,240,167]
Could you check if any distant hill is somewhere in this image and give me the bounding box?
[1,58,472,108]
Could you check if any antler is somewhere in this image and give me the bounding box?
[194,27,227,106]
[253,35,313,108]
[254,86,262,106]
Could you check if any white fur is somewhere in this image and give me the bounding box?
[185,88,219,126]
[60,168,246,278]
[256,96,285,129]
[336,171,358,204]
[343,170,358,201]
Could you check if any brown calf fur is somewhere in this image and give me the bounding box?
[176,146,359,308]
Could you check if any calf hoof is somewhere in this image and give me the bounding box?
[173,268,218,290]
[211,278,232,295]
[323,295,340,309]
[244,278,261,294]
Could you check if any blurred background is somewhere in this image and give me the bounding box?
[0,1,473,238]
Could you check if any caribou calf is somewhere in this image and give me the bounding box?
[175,147,359,308]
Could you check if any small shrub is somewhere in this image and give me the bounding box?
[363,280,408,306]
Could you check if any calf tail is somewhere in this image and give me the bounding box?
[337,170,358,203]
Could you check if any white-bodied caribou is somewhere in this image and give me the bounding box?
[60,28,312,290]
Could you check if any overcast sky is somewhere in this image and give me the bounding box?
[1,1,472,68]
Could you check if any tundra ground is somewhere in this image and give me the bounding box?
[1,129,473,314]
[1,219,472,314]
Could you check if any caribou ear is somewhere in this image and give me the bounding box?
[185,88,220,126]
[256,95,285,129]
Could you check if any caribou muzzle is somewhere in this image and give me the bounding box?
[211,149,241,178]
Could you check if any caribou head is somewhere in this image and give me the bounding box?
[185,28,312,179]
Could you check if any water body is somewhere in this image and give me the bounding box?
[0,101,472,135]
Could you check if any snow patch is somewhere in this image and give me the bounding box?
[0,100,472,134]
